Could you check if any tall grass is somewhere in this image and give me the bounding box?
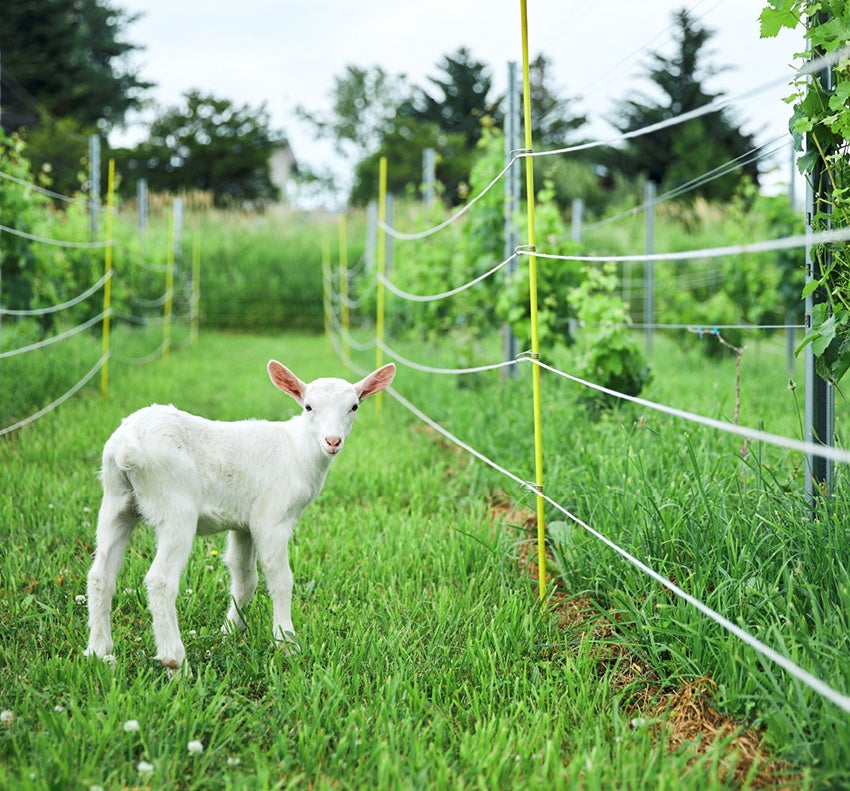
[192,210,366,332]
[345,327,848,785]
[0,331,802,789]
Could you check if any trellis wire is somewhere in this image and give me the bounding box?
[327,322,850,715]
[0,353,108,438]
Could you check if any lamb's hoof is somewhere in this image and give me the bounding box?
[275,632,301,656]
[220,619,247,636]
[160,658,191,679]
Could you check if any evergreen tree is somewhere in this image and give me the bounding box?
[526,54,587,147]
[612,8,758,201]
[403,47,501,148]
[0,0,150,134]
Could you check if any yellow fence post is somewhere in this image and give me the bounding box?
[190,234,201,344]
[520,0,547,600]
[163,206,175,359]
[339,213,350,359]
[100,158,115,400]
[376,156,388,417]
[322,236,332,338]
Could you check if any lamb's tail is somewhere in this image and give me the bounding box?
[100,424,141,497]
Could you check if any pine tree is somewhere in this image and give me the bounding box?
[613,8,758,201]
[405,47,501,148]
[0,0,149,134]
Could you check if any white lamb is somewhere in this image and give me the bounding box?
[84,359,396,669]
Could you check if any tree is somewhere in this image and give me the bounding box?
[115,91,281,207]
[403,47,501,149]
[296,66,411,163]
[0,0,150,134]
[525,54,587,147]
[611,8,758,201]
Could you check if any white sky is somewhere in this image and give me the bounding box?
[112,0,804,201]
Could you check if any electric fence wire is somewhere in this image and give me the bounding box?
[377,43,850,244]
[327,324,850,715]
[0,221,111,249]
[378,253,518,302]
[0,311,111,360]
[0,167,90,208]
[0,352,109,438]
[0,271,111,316]
[586,136,789,231]
[527,356,850,465]
[520,224,850,265]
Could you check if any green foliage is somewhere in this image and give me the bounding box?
[0,0,149,136]
[196,210,338,332]
[3,332,806,790]
[569,262,651,403]
[497,184,585,351]
[612,9,758,201]
[403,47,501,150]
[115,91,280,208]
[761,0,850,382]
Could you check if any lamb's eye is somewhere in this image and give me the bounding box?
[351,403,359,412]
[304,404,313,412]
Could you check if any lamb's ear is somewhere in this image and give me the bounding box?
[268,360,307,404]
[354,363,396,401]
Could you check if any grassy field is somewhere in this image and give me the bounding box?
[0,329,845,788]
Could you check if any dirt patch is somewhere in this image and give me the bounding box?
[489,491,797,789]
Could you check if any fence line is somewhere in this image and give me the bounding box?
[587,136,789,231]
[0,353,109,438]
[0,167,89,207]
[368,223,848,306]
[1,165,199,435]
[0,271,112,317]
[520,225,850,265]
[0,222,111,249]
[378,253,517,302]
[327,325,850,715]
[0,311,110,359]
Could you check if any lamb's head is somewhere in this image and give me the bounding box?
[268,360,396,457]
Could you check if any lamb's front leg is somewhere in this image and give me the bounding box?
[255,525,297,648]
[222,531,258,633]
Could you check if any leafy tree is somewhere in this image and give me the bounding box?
[611,8,758,201]
[349,121,468,206]
[115,91,281,207]
[296,66,411,163]
[0,0,150,134]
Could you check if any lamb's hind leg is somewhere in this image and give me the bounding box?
[222,531,258,634]
[144,505,196,669]
[85,493,137,658]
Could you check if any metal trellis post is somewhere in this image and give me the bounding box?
[804,12,836,508]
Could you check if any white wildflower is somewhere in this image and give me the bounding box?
[137,760,154,773]
[123,719,140,733]
[0,710,13,725]
[187,740,204,755]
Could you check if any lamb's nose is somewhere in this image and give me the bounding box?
[325,436,342,448]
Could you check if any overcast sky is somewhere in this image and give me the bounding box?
[113,0,803,201]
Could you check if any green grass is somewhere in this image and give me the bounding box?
[1,330,781,790]
[343,326,849,786]
[2,329,846,788]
